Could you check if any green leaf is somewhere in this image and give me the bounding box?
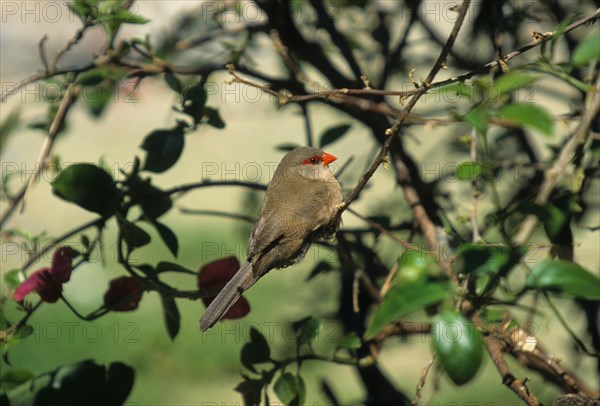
[366,282,449,339]
[0,370,34,391]
[68,0,99,20]
[462,104,489,135]
[0,107,20,152]
[526,260,600,300]
[151,220,178,257]
[276,143,300,152]
[52,163,118,216]
[5,360,134,406]
[204,107,226,129]
[496,103,554,136]
[273,373,305,406]
[519,202,568,242]
[116,215,151,250]
[129,180,172,219]
[319,124,351,148]
[494,71,538,96]
[182,79,208,125]
[456,162,482,181]
[141,126,185,173]
[80,234,91,250]
[234,375,263,406]
[551,17,575,46]
[84,86,114,117]
[432,311,484,386]
[293,317,323,347]
[337,333,362,350]
[435,82,476,102]
[480,307,505,324]
[394,249,436,287]
[164,71,182,93]
[456,243,514,275]
[572,31,600,67]
[159,294,180,340]
[98,9,150,25]
[3,270,24,290]
[78,68,111,86]
[241,328,271,373]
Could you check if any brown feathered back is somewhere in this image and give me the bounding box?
[200,146,342,331]
[248,147,342,276]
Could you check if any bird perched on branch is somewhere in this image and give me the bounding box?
[200,146,343,331]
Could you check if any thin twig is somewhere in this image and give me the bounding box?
[429,9,600,91]
[2,8,596,106]
[374,322,431,341]
[38,35,49,71]
[346,207,423,252]
[379,261,398,297]
[470,127,481,242]
[2,301,43,337]
[302,104,313,147]
[179,208,256,224]
[514,76,600,245]
[358,269,382,303]
[1,80,81,226]
[176,24,267,51]
[308,0,363,82]
[270,29,312,86]
[542,292,599,356]
[165,180,268,196]
[115,233,221,300]
[352,269,360,313]
[413,355,436,405]
[380,0,474,286]
[48,22,91,73]
[15,83,80,219]
[19,217,106,274]
[472,312,539,405]
[492,324,596,396]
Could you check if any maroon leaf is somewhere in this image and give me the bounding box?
[197,257,250,320]
[12,246,74,303]
[13,268,61,303]
[51,246,74,283]
[103,276,145,311]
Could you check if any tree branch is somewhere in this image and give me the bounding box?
[472,312,539,405]
[429,9,600,91]
[1,82,80,228]
[514,76,600,245]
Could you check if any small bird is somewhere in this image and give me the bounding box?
[200,146,343,331]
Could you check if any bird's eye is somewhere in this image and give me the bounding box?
[309,158,318,164]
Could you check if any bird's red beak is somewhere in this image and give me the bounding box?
[321,152,337,166]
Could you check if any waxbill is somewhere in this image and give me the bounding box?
[200,146,343,331]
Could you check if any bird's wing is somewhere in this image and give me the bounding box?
[247,196,285,260]
[248,178,337,260]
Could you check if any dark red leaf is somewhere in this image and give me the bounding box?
[12,246,74,303]
[13,268,62,303]
[51,246,74,283]
[197,256,240,288]
[202,294,251,320]
[104,276,145,311]
[197,257,250,320]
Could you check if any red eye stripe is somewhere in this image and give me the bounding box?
[302,156,323,165]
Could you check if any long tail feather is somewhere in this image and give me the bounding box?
[200,262,255,331]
